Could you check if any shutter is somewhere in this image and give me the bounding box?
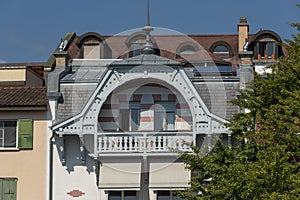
[18,119,33,149]
[0,179,2,200]
[1,179,17,200]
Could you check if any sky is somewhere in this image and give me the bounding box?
[0,0,298,63]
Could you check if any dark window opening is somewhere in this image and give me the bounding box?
[108,191,137,200]
[0,121,17,148]
[258,42,275,59]
[157,191,184,200]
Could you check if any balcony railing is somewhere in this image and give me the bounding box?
[97,132,193,155]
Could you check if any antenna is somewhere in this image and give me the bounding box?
[142,0,154,54]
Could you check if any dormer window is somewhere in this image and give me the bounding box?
[209,41,233,59]
[77,32,111,59]
[213,45,230,58]
[179,46,196,57]
[258,41,275,59]
[251,30,283,60]
[130,41,145,57]
[176,42,198,59]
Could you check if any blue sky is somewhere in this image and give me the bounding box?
[0,0,298,63]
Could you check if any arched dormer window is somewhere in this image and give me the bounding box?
[126,32,159,57]
[209,41,234,59]
[176,42,198,58]
[251,30,283,60]
[77,32,111,59]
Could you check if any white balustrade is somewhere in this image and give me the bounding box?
[97,132,193,155]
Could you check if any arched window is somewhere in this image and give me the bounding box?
[129,39,146,57]
[209,41,233,59]
[251,30,283,60]
[77,32,111,59]
[212,45,230,58]
[176,42,198,59]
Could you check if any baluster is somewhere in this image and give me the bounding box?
[117,137,121,150]
[124,136,128,150]
[163,136,167,151]
[158,136,162,150]
[98,136,102,151]
[129,136,133,151]
[135,137,139,151]
[109,137,113,151]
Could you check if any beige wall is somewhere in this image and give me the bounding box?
[0,69,25,82]
[0,68,43,86]
[0,111,48,200]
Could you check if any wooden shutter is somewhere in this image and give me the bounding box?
[0,178,17,200]
[18,119,33,149]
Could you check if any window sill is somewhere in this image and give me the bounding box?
[0,147,19,151]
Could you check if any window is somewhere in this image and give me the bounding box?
[108,191,137,200]
[130,43,145,57]
[154,103,175,131]
[0,178,17,200]
[179,46,195,57]
[0,121,17,148]
[0,119,33,149]
[258,42,275,59]
[213,45,230,58]
[156,191,184,200]
[130,109,140,131]
[120,107,140,132]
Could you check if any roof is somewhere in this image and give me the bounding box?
[111,54,182,66]
[0,87,47,110]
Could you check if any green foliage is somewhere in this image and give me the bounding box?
[177,10,300,200]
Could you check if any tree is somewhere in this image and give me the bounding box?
[177,6,300,200]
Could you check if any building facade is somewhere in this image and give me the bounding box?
[0,63,48,200]
[0,16,284,200]
[46,17,284,200]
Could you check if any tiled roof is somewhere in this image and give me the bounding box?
[0,87,47,107]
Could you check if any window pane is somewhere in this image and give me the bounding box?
[4,121,17,147]
[166,112,175,130]
[267,42,275,58]
[124,191,137,200]
[131,43,142,57]
[130,109,140,131]
[259,43,266,57]
[120,109,129,131]
[157,191,170,200]
[108,191,121,200]
[154,112,165,131]
[173,196,184,200]
[213,45,230,58]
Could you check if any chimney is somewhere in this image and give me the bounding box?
[238,17,253,90]
[54,51,70,67]
[238,17,249,52]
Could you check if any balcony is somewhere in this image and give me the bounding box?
[96,132,193,156]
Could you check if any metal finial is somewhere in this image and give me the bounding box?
[146,0,150,26]
[143,0,154,54]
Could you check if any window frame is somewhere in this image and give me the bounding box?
[258,41,276,59]
[0,120,18,149]
[209,41,234,59]
[156,190,184,200]
[154,102,176,132]
[212,45,230,58]
[108,190,137,200]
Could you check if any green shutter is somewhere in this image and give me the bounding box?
[0,179,2,200]
[18,119,33,149]
[0,178,17,200]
